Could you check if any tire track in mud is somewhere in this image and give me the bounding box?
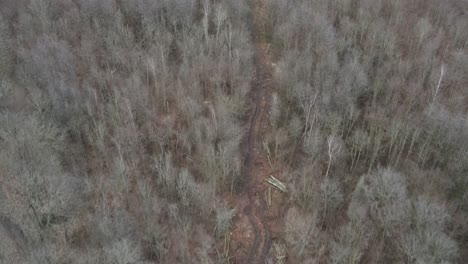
[244,71,272,263]
[242,0,275,262]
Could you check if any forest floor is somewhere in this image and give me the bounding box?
[228,0,287,263]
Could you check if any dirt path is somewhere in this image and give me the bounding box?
[230,0,278,263]
[244,51,273,264]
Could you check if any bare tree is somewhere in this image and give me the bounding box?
[325,135,343,178]
[430,64,447,109]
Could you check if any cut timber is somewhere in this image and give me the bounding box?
[266,176,287,193]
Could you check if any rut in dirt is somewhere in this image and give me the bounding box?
[243,71,271,263]
[241,0,275,262]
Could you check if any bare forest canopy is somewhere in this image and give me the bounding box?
[0,0,467,263]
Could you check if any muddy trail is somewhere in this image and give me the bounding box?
[243,48,273,263]
[230,0,278,263]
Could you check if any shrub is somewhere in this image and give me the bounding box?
[291,162,320,212]
[176,168,214,216]
[0,112,83,242]
[400,229,458,264]
[92,210,137,245]
[105,238,142,264]
[412,197,449,230]
[361,168,411,234]
[331,222,373,264]
[17,35,80,117]
[177,168,197,208]
[285,207,318,256]
[215,204,236,238]
[153,153,177,196]
[319,177,344,223]
[142,225,168,262]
